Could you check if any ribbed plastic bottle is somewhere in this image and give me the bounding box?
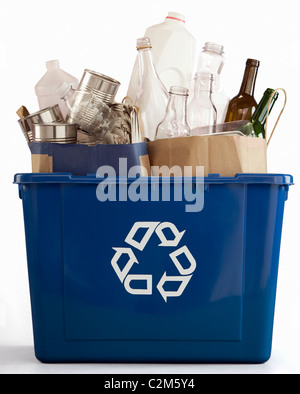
[35,60,79,118]
[189,42,229,124]
[188,72,217,134]
[127,12,196,100]
[56,81,111,135]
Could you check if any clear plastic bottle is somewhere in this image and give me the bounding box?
[57,82,111,135]
[156,86,190,140]
[197,43,225,77]
[188,72,217,134]
[190,43,229,124]
[35,60,79,118]
[57,82,76,113]
[127,12,196,100]
[134,37,169,141]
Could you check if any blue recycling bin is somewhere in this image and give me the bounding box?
[14,173,293,363]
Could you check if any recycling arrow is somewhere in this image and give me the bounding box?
[156,222,186,247]
[111,221,197,302]
[125,222,160,251]
[124,275,152,295]
[111,247,139,283]
[156,273,192,303]
[169,246,197,276]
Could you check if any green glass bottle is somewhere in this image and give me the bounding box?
[250,88,279,138]
[225,59,260,122]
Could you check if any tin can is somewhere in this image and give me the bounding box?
[32,123,78,144]
[78,69,120,105]
[19,105,64,143]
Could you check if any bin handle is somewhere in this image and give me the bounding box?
[265,88,287,147]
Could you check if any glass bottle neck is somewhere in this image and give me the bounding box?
[251,89,279,126]
[137,47,158,78]
[239,63,259,96]
[166,92,189,122]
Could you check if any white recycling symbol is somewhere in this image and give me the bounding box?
[111,222,197,302]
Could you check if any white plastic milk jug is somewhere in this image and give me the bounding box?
[35,60,79,119]
[127,12,196,100]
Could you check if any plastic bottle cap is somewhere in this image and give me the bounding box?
[203,42,224,55]
[56,81,72,98]
[166,11,186,23]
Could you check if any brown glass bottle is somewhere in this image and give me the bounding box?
[225,59,260,122]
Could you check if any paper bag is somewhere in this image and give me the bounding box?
[147,135,267,177]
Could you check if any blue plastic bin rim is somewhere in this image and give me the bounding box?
[14,173,294,186]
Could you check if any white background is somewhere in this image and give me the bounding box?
[0,0,299,374]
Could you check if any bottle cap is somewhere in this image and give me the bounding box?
[166,12,186,23]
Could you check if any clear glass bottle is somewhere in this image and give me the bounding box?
[127,12,196,101]
[155,86,190,140]
[134,37,169,141]
[188,72,217,134]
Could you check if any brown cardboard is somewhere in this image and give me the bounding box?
[147,135,267,177]
[139,154,151,176]
[31,154,53,173]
